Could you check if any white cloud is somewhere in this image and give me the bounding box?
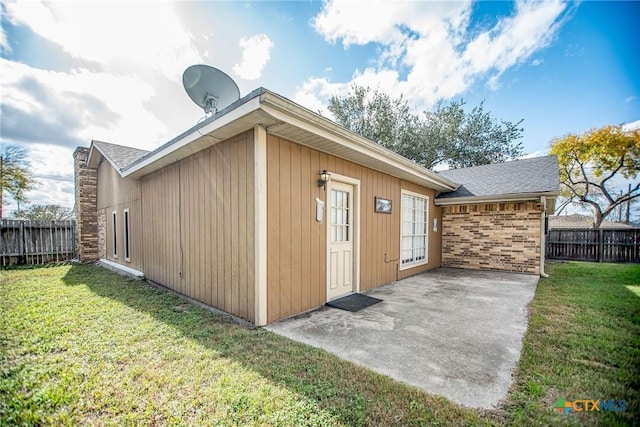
[301,0,569,113]
[0,11,9,55]
[4,1,202,81]
[293,77,346,117]
[293,68,409,116]
[463,0,567,76]
[27,144,76,210]
[1,59,165,150]
[232,34,274,81]
[313,1,414,47]
[622,120,640,131]
[1,1,216,209]
[0,59,168,211]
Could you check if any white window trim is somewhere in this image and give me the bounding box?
[399,189,429,271]
[123,208,131,262]
[112,210,118,259]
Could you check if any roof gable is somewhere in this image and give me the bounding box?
[116,88,459,192]
[88,140,150,172]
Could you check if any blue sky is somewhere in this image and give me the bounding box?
[1,0,638,212]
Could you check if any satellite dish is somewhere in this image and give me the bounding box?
[182,65,240,114]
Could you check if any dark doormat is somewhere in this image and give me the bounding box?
[326,293,383,312]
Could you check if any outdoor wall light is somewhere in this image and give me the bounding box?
[318,170,331,190]
[433,218,438,232]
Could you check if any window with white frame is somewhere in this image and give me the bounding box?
[400,191,428,268]
[112,211,118,258]
[123,208,130,262]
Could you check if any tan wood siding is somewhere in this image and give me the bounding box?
[359,162,399,290]
[141,131,256,322]
[97,160,141,209]
[141,163,181,291]
[266,134,442,323]
[97,161,143,271]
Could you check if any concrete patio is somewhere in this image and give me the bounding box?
[266,268,538,408]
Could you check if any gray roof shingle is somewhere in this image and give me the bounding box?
[437,155,560,199]
[92,140,150,171]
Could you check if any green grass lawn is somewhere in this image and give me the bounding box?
[0,264,485,426]
[1,262,638,426]
[505,262,640,426]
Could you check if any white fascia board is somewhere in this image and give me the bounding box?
[259,92,458,193]
[434,191,561,206]
[122,96,262,178]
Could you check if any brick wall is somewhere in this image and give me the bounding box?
[97,209,106,259]
[73,147,99,261]
[442,201,541,275]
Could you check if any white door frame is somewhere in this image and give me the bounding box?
[326,172,361,301]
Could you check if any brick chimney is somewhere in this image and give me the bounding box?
[73,147,99,261]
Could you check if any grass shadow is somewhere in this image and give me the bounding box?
[1,260,76,271]
[59,264,483,426]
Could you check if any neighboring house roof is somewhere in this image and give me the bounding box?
[89,140,150,171]
[435,156,560,205]
[87,88,458,192]
[549,214,637,229]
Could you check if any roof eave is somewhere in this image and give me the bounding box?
[121,88,459,191]
[122,95,263,179]
[434,191,560,206]
[258,91,458,193]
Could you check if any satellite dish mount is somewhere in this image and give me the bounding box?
[203,94,218,114]
[182,65,240,115]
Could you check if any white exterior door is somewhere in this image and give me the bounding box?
[327,181,355,300]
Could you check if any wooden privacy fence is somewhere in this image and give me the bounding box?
[0,219,76,266]
[546,228,640,263]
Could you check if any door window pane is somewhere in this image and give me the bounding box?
[330,189,350,242]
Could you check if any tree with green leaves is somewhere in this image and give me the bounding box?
[1,144,36,219]
[327,85,422,160]
[550,125,640,229]
[12,204,74,221]
[328,85,524,169]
